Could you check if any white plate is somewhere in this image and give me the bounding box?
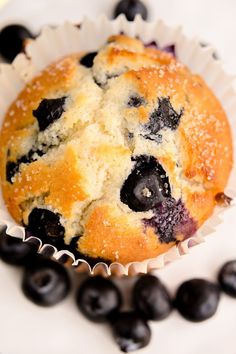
[0,1,236,354]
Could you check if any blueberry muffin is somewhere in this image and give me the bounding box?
[0,35,233,265]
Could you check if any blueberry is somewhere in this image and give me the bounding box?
[33,96,67,131]
[76,276,122,323]
[6,149,43,183]
[114,0,148,21]
[143,97,183,141]
[127,95,145,108]
[120,155,171,212]
[0,227,37,266]
[0,24,34,62]
[22,256,70,306]
[27,208,65,249]
[175,279,221,322]
[80,52,98,68]
[143,198,197,243]
[218,260,236,298]
[133,274,172,320]
[111,311,151,353]
[6,161,19,183]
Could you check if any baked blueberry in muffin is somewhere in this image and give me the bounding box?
[0,35,233,265]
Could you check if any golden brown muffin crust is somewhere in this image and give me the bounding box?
[0,35,233,264]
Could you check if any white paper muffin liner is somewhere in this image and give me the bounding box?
[0,15,235,276]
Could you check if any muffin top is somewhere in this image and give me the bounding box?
[0,35,233,265]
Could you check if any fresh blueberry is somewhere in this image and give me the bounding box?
[76,276,122,323]
[111,311,151,353]
[120,155,171,212]
[22,256,70,306]
[80,52,98,68]
[133,274,172,320]
[0,24,34,62]
[0,227,37,266]
[127,95,145,108]
[218,260,236,298]
[114,0,148,21]
[27,208,65,249]
[33,97,67,131]
[143,97,183,141]
[175,279,221,322]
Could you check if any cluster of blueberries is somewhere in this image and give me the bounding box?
[0,227,236,353]
[0,0,148,63]
[0,0,218,64]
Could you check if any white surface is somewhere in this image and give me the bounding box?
[0,1,236,354]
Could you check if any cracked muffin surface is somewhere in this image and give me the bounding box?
[0,35,233,265]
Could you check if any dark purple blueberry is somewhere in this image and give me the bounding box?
[27,208,65,249]
[80,52,98,68]
[143,97,183,141]
[0,24,34,62]
[76,276,122,323]
[6,149,44,183]
[111,311,151,353]
[22,256,70,306]
[33,96,67,131]
[0,227,37,266]
[143,198,197,243]
[120,155,171,212]
[127,96,145,108]
[114,0,148,21]
[133,274,172,320]
[6,160,19,183]
[175,279,221,322]
[218,260,236,298]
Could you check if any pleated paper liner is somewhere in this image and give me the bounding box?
[0,16,235,276]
